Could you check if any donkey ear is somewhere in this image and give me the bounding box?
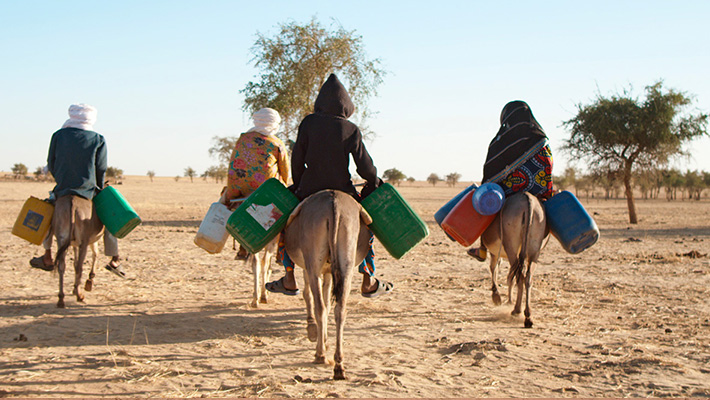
[286,201,304,227]
[359,205,373,225]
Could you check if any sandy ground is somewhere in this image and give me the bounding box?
[1,177,709,398]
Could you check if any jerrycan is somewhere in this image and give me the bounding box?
[434,184,476,226]
[440,189,496,247]
[544,190,599,254]
[194,202,234,254]
[226,178,299,254]
[93,186,141,239]
[472,182,505,216]
[12,196,54,245]
[360,183,429,259]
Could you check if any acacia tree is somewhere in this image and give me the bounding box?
[446,173,461,187]
[11,163,27,179]
[184,167,196,183]
[563,82,708,223]
[383,168,406,186]
[241,17,386,144]
[147,170,156,182]
[208,136,237,166]
[427,173,440,186]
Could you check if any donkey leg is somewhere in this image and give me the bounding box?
[489,256,502,306]
[333,270,354,380]
[73,245,88,303]
[308,273,328,364]
[260,250,272,304]
[249,253,260,308]
[84,242,98,292]
[524,262,535,328]
[55,244,70,308]
[300,271,318,342]
[511,262,525,316]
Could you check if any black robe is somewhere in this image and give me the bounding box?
[291,74,379,201]
[482,101,548,184]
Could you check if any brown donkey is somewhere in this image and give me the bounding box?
[481,191,549,328]
[283,189,372,380]
[52,195,104,308]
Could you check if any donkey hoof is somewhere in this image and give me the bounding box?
[333,365,346,380]
[524,318,534,328]
[307,323,318,342]
[84,279,93,292]
[249,299,258,308]
[492,293,502,306]
[259,296,268,304]
[314,355,326,364]
[57,299,65,308]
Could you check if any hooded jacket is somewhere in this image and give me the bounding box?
[291,74,378,200]
[482,101,548,184]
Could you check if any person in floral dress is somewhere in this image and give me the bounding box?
[220,108,290,258]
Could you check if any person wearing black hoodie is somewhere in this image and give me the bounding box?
[266,73,392,298]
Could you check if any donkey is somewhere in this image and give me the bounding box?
[52,195,104,308]
[480,191,549,328]
[282,189,372,380]
[246,237,278,308]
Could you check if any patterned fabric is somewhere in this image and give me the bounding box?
[224,131,289,200]
[498,144,554,199]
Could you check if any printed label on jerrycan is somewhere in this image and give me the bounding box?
[23,210,44,231]
[246,203,283,230]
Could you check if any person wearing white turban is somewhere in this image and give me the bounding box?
[220,107,290,258]
[30,103,126,278]
[221,107,289,201]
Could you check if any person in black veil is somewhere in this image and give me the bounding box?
[468,100,554,261]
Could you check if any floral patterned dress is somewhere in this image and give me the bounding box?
[224,131,289,200]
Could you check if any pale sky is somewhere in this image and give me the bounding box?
[2,0,709,182]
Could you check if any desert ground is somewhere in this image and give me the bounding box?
[1,176,709,398]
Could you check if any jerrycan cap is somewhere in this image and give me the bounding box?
[472,183,505,216]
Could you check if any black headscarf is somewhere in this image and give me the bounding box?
[482,101,547,183]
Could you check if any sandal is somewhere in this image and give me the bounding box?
[104,263,127,279]
[362,278,393,298]
[265,277,300,296]
[30,256,54,272]
[467,247,487,262]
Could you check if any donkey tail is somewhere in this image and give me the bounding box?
[328,192,346,304]
[510,194,533,282]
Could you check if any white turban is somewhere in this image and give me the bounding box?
[61,103,98,131]
[247,107,281,136]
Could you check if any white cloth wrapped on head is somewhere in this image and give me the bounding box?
[61,103,97,130]
[246,107,281,136]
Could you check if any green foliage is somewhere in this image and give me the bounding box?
[563,81,708,223]
[105,167,123,183]
[203,165,228,183]
[209,136,238,165]
[383,168,406,186]
[684,170,705,200]
[427,173,440,186]
[240,17,386,143]
[446,172,461,187]
[11,163,27,178]
[184,167,196,182]
[147,170,156,182]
